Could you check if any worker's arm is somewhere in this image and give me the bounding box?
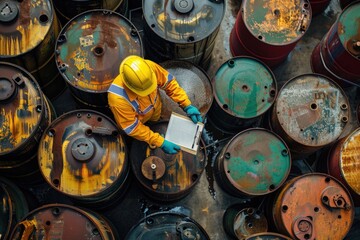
[108,93,165,148]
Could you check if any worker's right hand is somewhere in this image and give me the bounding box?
[161,140,180,154]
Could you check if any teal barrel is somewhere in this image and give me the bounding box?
[311,1,360,87]
[207,57,277,134]
[0,0,65,99]
[230,0,312,68]
[38,110,129,209]
[214,128,291,198]
[55,10,143,110]
[142,0,225,70]
[0,177,29,240]
[270,74,350,159]
[10,204,119,239]
[0,62,56,185]
[52,0,128,26]
[125,211,210,240]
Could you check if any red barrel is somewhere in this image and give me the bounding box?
[270,173,354,239]
[230,0,312,68]
[311,1,360,87]
[10,204,118,239]
[323,127,360,206]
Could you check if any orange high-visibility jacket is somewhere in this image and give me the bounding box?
[108,60,192,147]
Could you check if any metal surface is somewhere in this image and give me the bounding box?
[311,1,360,86]
[159,60,213,121]
[0,0,65,99]
[130,121,206,202]
[55,9,143,108]
[0,177,29,240]
[339,0,358,8]
[230,0,312,68]
[245,232,292,240]
[0,62,52,162]
[271,173,354,240]
[271,73,350,158]
[208,57,277,133]
[142,0,225,69]
[215,128,291,197]
[10,204,117,239]
[38,109,129,208]
[124,211,210,239]
[53,0,128,26]
[325,127,360,205]
[223,205,268,240]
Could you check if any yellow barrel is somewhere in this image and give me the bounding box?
[38,109,129,209]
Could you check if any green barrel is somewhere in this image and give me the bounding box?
[207,57,277,134]
[215,128,291,197]
[55,10,143,111]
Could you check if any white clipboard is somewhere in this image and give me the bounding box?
[165,112,204,155]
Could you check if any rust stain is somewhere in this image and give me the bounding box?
[341,132,360,194]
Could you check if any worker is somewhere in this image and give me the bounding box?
[108,55,202,154]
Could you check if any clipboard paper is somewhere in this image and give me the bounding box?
[165,112,204,155]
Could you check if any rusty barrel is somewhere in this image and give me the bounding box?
[340,0,358,9]
[311,1,360,87]
[230,0,312,68]
[53,0,128,26]
[309,0,331,15]
[321,127,360,206]
[55,10,143,110]
[214,128,291,198]
[245,233,292,240]
[0,0,66,99]
[270,74,349,159]
[223,205,268,239]
[0,62,56,184]
[207,57,277,134]
[159,60,213,121]
[125,211,210,239]
[142,0,225,70]
[130,121,206,202]
[0,177,29,240]
[38,109,129,209]
[10,204,118,239]
[270,173,354,240]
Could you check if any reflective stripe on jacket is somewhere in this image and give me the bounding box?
[108,59,191,147]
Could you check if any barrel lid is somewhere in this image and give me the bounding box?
[233,208,268,239]
[275,74,349,147]
[241,0,311,45]
[340,127,360,195]
[222,128,291,196]
[130,121,205,201]
[10,204,113,239]
[213,57,277,119]
[245,232,292,240]
[38,110,127,197]
[275,173,354,239]
[160,60,213,120]
[55,10,143,93]
[0,62,44,156]
[0,0,54,57]
[125,211,210,239]
[337,2,360,57]
[143,0,225,43]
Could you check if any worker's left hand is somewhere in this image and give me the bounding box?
[184,105,202,123]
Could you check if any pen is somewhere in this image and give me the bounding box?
[192,125,200,149]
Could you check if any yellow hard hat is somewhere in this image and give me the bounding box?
[120,55,157,97]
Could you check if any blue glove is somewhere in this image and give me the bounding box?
[184,105,203,123]
[161,140,181,154]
